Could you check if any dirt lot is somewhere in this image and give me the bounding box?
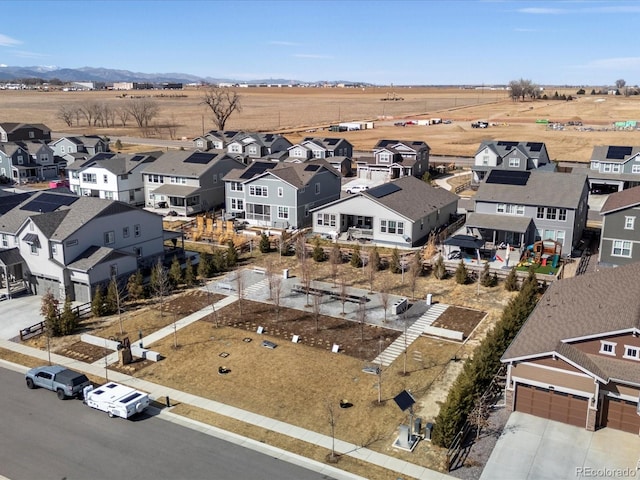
[2,87,639,161]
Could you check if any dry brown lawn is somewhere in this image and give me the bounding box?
[3,87,638,161]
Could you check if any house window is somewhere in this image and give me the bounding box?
[277,206,289,219]
[603,163,612,173]
[212,174,217,183]
[170,177,186,184]
[304,205,309,217]
[546,208,557,220]
[397,222,404,235]
[380,220,387,233]
[315,183,320,194]
[536,207,545,219]
[249,185,268,197]
[230,198,244,210]
[133,247,142,257]
[123,227,130,238]
[30,243,38,254]
[558,209,567,221]
[134,224,141,237]
[633,165,640,174]
[230,182,243,192]
[60,146,65,153]
[129,190,135,202]
[497,204,506,213]
[482,156,489,165]
[612,164,621,173]
[104,231,115,245]
[556,230,565,245]
[17,155,23,164]
[82,173,96,183]
[278,187,283,197]
[110,264,118,277]
[66,239,78,247]
[29,131,34,139]
[104,191,114,200]
[317,213,336,226]
[72,171,79,179]
[1,234,7,247]
[612,240,632,257]
[623,346,640,361]
[625,216,635,230]
[196,140,203,148]
[103,174,108,183]
[600,341,616,356]
[149,174,163,183]
[229,144,241,153]
[508,157,520,167]
[121,174,128,180]
[51,243,57,255]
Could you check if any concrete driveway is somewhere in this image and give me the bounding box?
[0,293,43,340]
[481,412,640,480]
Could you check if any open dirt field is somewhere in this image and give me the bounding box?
[3,87,639,161]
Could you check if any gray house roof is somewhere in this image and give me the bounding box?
[0,247,25,266]
[474,170,587,209]
[600,185,640,215]
[373,139,430,152]
[224,159,339,189]
[590,145,640,164]
[141,150,235,177]
[474,140,548,161]
[503,261,640,362]
[465,212,532,233]
[67,246,134,272]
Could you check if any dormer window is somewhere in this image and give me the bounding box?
[623,345,639,361]
[600,341,616,356]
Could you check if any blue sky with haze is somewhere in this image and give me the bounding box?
[0,0,638,86]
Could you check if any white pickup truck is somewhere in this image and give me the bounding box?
[83,382,150,419]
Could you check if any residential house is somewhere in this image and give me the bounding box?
[311,176,458,247]
[356,139,430,182]
[49,135,110,164]
[0,141,59,182]
[570,145,640,194]
[192,130,239,151]
[0,190,166,302]
[66,152,160,205]
[223,159,341,229]
[0,122,51,142]
[142,150,245,215]
[502,262,640,433]
[287,137,353,160]
[226,132,292,161]
[598,185,640,267]
[471,140,553,185]
[465,170,589,254]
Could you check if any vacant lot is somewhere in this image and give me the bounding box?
[3,87,639,161]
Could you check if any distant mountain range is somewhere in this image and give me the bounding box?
[0,65,365,86]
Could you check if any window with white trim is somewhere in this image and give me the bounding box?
[612,240,632,257]
[537,207,545,219]
[277,187,283,197]
[230,198,243,210]
[104,231,115,245]
[277,206,289,219]
[82,173,96,183]
[1,234,7,247]
[123,227,129,238]
[546,208,557,220]
[104,191,114,200]
[103,174,108,183]
[623,345,639,360]
[600,341,616,356]
[496,204,506,213]
[558,209,567,221]
[317,213,336,227]
[508,157,520,167]
[249,185,268,197]
[315,183,320,194]
[633,164,640,174]
[134,224,140,237]
[625,216,635,230]
[230,182,243,192]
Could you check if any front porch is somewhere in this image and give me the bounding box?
[149,184,204,216]
[0,248,30,299]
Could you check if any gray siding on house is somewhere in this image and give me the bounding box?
[599,206,640,266]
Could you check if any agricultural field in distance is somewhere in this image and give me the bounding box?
[2,86,639,161]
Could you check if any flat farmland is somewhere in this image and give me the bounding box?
[2,86,639,161]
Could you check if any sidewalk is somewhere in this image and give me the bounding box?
[1,339,454,480]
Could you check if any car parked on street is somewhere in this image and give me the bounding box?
[346,185,369,194]
[25,365,91,400]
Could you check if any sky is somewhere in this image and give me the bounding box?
[0,0,639,86]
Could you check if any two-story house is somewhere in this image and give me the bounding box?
[287,137,353,160]
[575,145,640,194]
[312,176,458,247]
[0,140,59,182]
[223,159,341,229]
[356,139,430,182]
[0,143,30,182]
[226,132,292,161]
[192,130,239,151]
[598,185,640,267]
[502,262,640,433]
[0,190,165,302]
[66,152,160,205]
[49,135,110,164]
[471,140,553,185]
[142,150,245,215]
[0,122,51,142]
[465,170,589,254]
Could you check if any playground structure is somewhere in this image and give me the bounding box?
[520,239,562,268]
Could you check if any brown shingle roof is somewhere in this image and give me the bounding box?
[600,185,640,215]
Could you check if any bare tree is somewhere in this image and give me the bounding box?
[79,100,102,126]
[100,102,117,127]
[202,86,242,130]
[326,400,340,463]
[172,313,179,349]
[235,269,245,317]
[117,106,131,127]
[166,113,180,140]
[56,105,76,127]
[379,286,390,324]
[469,396,491,440]
[150,259,171,318]
[329,244,342,287]
[312,289,324,333]
[301,259,312,307]
[126,97,160,129]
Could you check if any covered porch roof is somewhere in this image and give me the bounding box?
[152,184,201,198]
[443,234,485,249]
[465,212,532,234]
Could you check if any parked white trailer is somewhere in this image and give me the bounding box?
[83,382,150,419]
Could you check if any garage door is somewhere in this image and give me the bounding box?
[72,282,91,304]
[515,384,588,428]
[602,397,640,434]
[32,276,59,296]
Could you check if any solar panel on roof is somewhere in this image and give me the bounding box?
[606,146,633,160]
[92,152,114,161]
[378,140,393,147]
[485,170,530,186]
[239,162,277,179]
[304,164,320,171]
[184,152,215,164]
[20,193,78,213]
[368,183,401,198]
[497,141,519,149]
[264,134,274,141]
[326,139,339,145]
[526,142,543,152]
[0,192,31,215]
[130,155,144,162]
